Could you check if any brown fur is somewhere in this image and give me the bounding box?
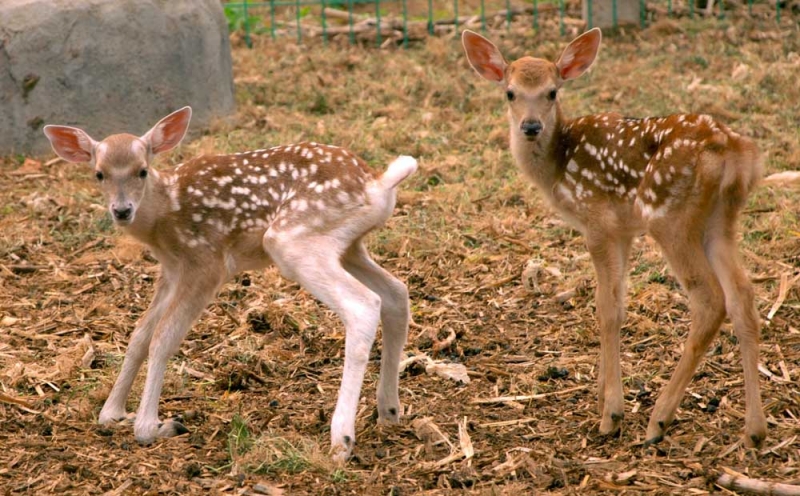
[463,28,767,448]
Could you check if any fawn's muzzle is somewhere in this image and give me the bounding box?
[112,206,133,221]
[521,120,543,137]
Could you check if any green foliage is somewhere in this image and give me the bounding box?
[228,414,254,458]
[309,92,333,115]
[252,438,312,475]
[224,5,265,34]
[330,468,351,483]
[690,55,709,69]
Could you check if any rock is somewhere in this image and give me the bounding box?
[582,0,642,29]
[0,0,235,156]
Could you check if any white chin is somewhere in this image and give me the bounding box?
[114,217,134,226]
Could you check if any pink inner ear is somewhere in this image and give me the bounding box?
[150,109,190,154]
[483,53,505,81]
[558,30,600,80]
[465,33,505,82]
[45,127,93,162]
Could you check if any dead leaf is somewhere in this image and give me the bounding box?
[10,158,42,176]
[80,334,96,369]
[425,360,471,384]
[762,171,800,187]
[1,316,20,327]
[731,63,749,81]
[252,482,285,495]
[412,417,453,449]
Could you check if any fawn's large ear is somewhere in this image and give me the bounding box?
[555,28,602,81]
[462,30,508,83]
[141,106,192,155]
[43,125,97,163]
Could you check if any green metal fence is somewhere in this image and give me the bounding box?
[225,0,792,47]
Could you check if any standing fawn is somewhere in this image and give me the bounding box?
[43,107,418,461]
[463,29,766,447]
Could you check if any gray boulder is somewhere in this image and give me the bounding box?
[0,0,235,156]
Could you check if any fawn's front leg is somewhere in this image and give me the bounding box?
[133,270,222,444]
[587,233,633,436]
[99,273,176,425]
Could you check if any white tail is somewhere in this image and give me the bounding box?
[463,29,766,448]
[380,155,419,190]
[43,107,417,462]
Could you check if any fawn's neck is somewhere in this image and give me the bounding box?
[509,106,569,197]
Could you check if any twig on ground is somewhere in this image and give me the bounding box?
[717,469,800,495]
[471,384,590,404]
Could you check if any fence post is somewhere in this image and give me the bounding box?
[348,0,355,44]
[376,0,382,46]
[639,0,645,28]
[270,0,276,39]
[244,0,253,48]
[321,0,328,44]
[295,0,302,42]
[428,0,434,34]
[612,0,617,28]
[403,0,409,47]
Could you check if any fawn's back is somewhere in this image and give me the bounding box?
[156,143,376,254]
[552,112,761,231]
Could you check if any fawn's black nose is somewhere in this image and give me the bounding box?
[113,206,132,221]
[521,120,543,137]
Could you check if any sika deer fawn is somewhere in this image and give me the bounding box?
[43,107,417,461]
[463,29,767,447]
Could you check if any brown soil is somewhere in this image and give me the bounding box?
[1,11,799,496]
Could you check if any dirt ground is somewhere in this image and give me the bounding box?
[1,9,799,496]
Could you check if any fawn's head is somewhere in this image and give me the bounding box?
[462,29,602,142]
[44,107,192,225]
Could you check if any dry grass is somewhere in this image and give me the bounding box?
[1,12,799,495]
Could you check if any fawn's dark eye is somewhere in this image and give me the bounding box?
[506,90,515,101]
[548,89,558,101]
[138,169,148,179]
[95,171,104,181]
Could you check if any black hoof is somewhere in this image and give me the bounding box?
[643,435,663,448]
[174,421,189,435]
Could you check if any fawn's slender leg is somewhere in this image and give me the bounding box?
[705,208,766,447]
[342,241,410,424]
[99,271,176,424]
[586,232,633,435]
[645,218,726,445]
[133,269,222,444]
[266,235,382,462]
